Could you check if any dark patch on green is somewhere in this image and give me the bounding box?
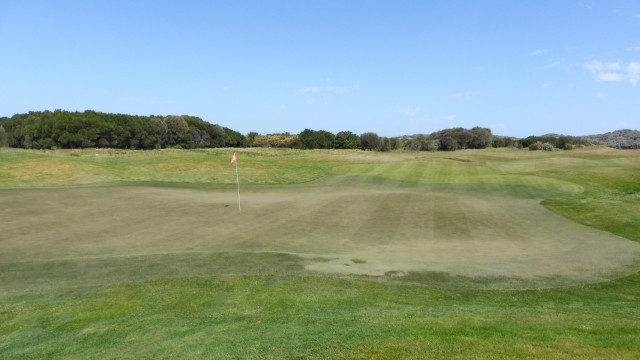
[383,271,597,290]
[0,252,306,292]
[443,157,472,162]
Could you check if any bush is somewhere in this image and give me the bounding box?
[403,135,439,151]
[542,143,554,151]
[529,142,543,151]
[359,132,381,151]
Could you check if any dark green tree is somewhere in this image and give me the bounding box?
[223,127,245,147]
[334,131,359,149]
[492,136,514,148]
[520,136,539,148]
[469,127,492,149]
[380,137,391,151]
[299,129,335,149]
[556,136,571,149]
[0,125,8,147]
[359,132,381,151]
[151,117,168,148]
[404,134,438,151]
[439,135,458,151]
[246,132,259,147]
[164,116,190,147]
[389,137,402,150]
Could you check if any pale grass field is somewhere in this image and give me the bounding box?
[2,178,639,289]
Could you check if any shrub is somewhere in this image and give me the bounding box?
[529,142,543,151]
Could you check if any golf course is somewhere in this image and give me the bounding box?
[1,146,640,358]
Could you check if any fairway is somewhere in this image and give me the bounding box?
[2,148,640,358]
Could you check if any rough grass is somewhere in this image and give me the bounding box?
[1,146,640,358]
[0,148,329,187]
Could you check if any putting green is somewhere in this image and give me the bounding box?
[3,179,639,287]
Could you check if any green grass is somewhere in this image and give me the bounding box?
[3,274,640,359]
[1,146,640,358]
[0,148,330,187]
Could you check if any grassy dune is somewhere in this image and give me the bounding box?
[1,147,640,358]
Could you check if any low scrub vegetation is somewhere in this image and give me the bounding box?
[4,110,636,152]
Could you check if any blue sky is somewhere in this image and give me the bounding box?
[1,1,638,137]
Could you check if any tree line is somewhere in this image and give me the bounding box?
[245,127,495,151]
[0,110,244,150]
[0,109,605,151]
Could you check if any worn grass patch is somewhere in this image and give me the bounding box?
[2,184,638,284]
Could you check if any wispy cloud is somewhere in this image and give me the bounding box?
[630,63,640,85]
[585,60,640,86]
[451,91,473,100]
[297,84,360,94]
[634,14,640,19]
[578,2,593,11]
[304,99,329,106]
[529,49,549,56]
[626,46,640,52]
[297,86,323,93]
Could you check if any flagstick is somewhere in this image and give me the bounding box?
[234,158,241,211]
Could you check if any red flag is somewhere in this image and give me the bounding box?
[231,152,237,164]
